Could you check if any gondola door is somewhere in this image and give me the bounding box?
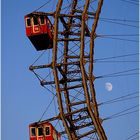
[37,127,44,140]
[32,16,40,34]
[30,127,37,140]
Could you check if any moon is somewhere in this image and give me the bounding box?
[105,82,113,91]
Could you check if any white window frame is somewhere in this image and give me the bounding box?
[37,127,44,136]
[30,127,36,137]
[26,17,31,27]
[45,126,51,136]
[39,16,46,25]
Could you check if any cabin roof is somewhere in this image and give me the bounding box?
[25,12,53,17]
[29,121,52,127]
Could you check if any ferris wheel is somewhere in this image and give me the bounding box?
[25,0,108,139]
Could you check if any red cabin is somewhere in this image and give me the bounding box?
[29,122,61,140]
[24,12,53,51]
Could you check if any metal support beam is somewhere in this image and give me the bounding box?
[60,122,93,135]
[70,100,88,107]
[74,9,95,16]
[80,1,107,140]
[52,1,74,140]
[78,129,96,139]
[41,78,82,86]
[89,0,107,139]
[29,61,82,70]
[72,115,90,123]
[60,84,82,91]
[57,38,80,41]
[67,55,90,59]
[65,107,87,117]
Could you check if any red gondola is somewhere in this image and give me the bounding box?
[24,12,53,51]
[29,121,61,140]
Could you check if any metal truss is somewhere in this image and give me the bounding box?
[29,0,107,139]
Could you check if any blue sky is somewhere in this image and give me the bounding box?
[2,0,139,140]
